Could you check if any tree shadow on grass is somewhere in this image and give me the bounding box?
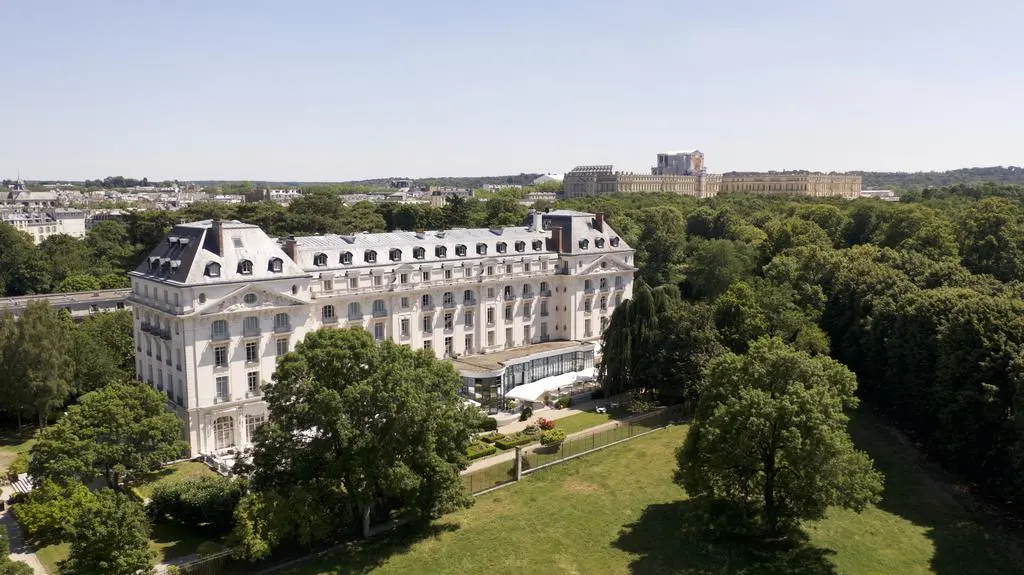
[613,499,837,575]
[848,412,1024,575]
[270,521,461,575]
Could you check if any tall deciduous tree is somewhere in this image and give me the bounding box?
[60,489,154,575]
[11,302,73,427]
[685,238,757,300]
[239,327,474,556]
[30,382,186,489]
[677,337,883,535]
[70,310,136,395]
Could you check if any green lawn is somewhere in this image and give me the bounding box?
[131,460,219,500]
[549,410,612,434]
[288,413,1024,575]
[0,428,38,475]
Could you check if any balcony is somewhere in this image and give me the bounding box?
[323,315,339,324]
[463,298,477,306]
[503,293,517,301]
[212,332,230,342]
[540,290,552,297]
[213,395,232,404]
[274,323,292,333]
[245,390,262,399]
[584,287,595,294]
[243,328,261,338]
[599,285,611,293]
[158,328,172,341]
[443,301,458,309]
[522,292,536,299]
[421,302,436,311]
[372,309,389,318]
[614,283,624,291]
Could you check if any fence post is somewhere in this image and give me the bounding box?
[514,446,523,481]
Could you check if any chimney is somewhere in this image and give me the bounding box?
[533,210,543,231]
[210,219,223,256]
[595,212,605,232]
[549,227,564,253]
[283,235,297,260]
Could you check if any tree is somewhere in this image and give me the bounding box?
[677,337,883,535]
[57,274,101,293]
[0,223,50,296]
[30,382,186,489]
[957,197,1024,282]
[12,481,96,546]
[38,234,92,286]
[60,489,154,575]
[0,313,31,426]
[9,303,73,427]
[713,282,768,354]
[242,327,475,554]
[69,310,136,395]
[85,220,135,273]
[633,206,687,286]
[0,531,33,575]
[685,238,757,299]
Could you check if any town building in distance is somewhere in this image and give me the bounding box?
[130,210,634,461]
[563,151,861,199]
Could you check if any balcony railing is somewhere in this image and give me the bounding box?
[584,287,595,294]
[463,298,477,306]
[443,301,458,309]
[245,390,262,399]
[158,328,172,341]
[599,285,611,293]
[503,294,517,301]
[372,309,388,318]
[213,395,232,404]
[212,331,230,341]
[274,323,292,333]
[540,289,552,297]
[422,302,436,311]
[243,328,261,338]
[323,315,339,323]
[522,292,536,299]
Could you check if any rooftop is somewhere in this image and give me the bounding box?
[451,340,594,373]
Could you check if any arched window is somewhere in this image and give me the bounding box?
[340,251,353,265]
[211,320,229,340]
[268,257,283,272]
[243,316,260,335]
[595,237,605,248]
[435,246,447,258]
[599,277,608,289]
[413,247,426,260]
[504,285,513,298]
[313,253,328,267]
[610,237,620,247]
[364,250,377,263]
[443,292,455,305]
[514,241,525,252]
[532,240,543,251]
[322,305,336,322]
[213,416,235,450]
[348,302,362,319]
[274,313,290,331]
[390,248,403,262]
[372,299,386,315]
[455,244,467,256]
[496,242,507,253]
[578,239,589,250]
[522,283,531,295]
[463,289,474,303]
[476,243,487,255]
[205,262,221,277]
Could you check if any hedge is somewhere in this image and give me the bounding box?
[493,432,539,451]
[480,433,505,444]
[467,441,498,460]
[148,476,246,535]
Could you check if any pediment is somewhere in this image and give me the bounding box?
[196,285,308,316]
[578,254,633,276]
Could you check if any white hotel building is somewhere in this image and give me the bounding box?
[130,210,635,457]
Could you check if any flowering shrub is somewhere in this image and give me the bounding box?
[537,417,556,431]
[540,429,567,446]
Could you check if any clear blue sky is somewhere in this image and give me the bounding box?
[2,0,1021,181]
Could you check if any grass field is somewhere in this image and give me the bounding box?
[549,411,613,434]
[288,412,1024,575]
[35,522,210,573]
[0,428,37,475]
[131,460,219,500]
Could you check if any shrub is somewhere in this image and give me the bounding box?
[493,431,540,450]
[12,481,96,546]
[554,397,571,409]
[591,388,606,400]
[519,406,533,421]
[481,417,498,432]
[537,417,556,431]
[523,424,539,434]
[196,540,225,558]
[148,475,246,534]
[479,433,505,444]
[540,429,567,446]
[467,441,498,460]
[9,452,29,476]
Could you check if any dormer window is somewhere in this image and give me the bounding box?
[595,237,605,248]
[514,241,525,252]
[205,262,221,277]
[268,258,283,273]
[413,247,426,260]
[238,260,254,274]
[578,239,589,250]
[435,246,447,258]
[532,240,543,251]
[476,243,487,255]
[496,242,507,253]
[390,248,403,262]
[610,237,620,247]
[455,244,467,256]
[313,253,328,267]
[340,251,353,265]
[364,250,377,263]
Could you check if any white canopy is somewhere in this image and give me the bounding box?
[505,368,597,403]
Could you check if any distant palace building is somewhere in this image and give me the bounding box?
[563,151,861,199]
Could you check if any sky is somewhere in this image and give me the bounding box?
[2,0,1022,181]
